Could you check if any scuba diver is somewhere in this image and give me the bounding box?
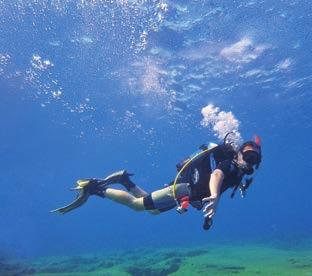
[51,133,262,230]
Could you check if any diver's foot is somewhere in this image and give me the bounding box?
[103,170,136,191]
[51,179,106,215]
[74,178,107,197]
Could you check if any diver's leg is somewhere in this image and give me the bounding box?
[128,186,148,198]
[102,170,148,198]
[101,183,190,215]
[119,176,149,198]
[144,183,191,215]
[102,188,163,215]
[102,186,176,215]
[103,188,145,211]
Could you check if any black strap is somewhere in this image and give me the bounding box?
[143,195,155,210]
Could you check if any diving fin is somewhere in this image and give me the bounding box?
[51,171,135,215]
[50,178,105,215]
[102,170,135,190]
[50,189,90,214]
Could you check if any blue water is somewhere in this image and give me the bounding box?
[0,0,311,259]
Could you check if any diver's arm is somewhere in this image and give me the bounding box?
[202,169,224,224]
[209,169,224,197]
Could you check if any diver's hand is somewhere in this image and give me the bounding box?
[202,195,219,230]
[202,195,219,220]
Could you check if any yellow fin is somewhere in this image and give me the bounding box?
[76,179,91,188]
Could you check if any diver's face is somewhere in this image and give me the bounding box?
[238,145,260,167]
[237,151,249,167]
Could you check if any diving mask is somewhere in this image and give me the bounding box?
[242,150,260,166]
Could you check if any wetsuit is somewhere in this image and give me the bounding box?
[185,145,244,202]
[143,144,244,212]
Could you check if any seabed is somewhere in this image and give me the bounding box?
[1,242,311,275]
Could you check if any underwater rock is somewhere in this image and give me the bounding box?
[288,257,312,269]
[0,261,36,275]
[164,263,181,275]
[34,255,118,274]
[62,256,99,265]
[220,265,245,270]
[126,261,181,276]
[167,257,182,265]
[219,265,246,273]
[183,249,209,257]
[14,267,36,275]
[38,264,77,273]
[97,260,115,269]
[294,264,312,269]
[200,264,245,274]
[162,251,181,259]
[288,258,298,264]
[204,264,218,268]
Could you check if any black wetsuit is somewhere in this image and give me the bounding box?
[178,145,244,202]
[143,144,244,213]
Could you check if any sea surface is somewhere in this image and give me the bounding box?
[0,1,311,275]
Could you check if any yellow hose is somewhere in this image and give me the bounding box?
[172,148,212,204]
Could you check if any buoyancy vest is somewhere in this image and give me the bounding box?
[175,143,236,201]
